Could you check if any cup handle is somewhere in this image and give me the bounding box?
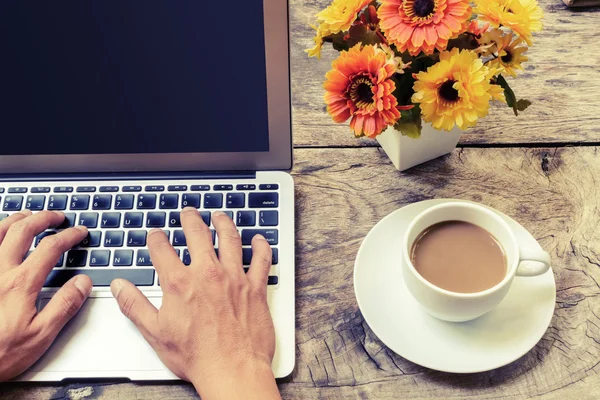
[516,247,551,277]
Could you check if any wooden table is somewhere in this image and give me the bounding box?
[2,1,600,399]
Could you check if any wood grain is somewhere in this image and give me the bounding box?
[2,146,600,399]
[290,0,600,147]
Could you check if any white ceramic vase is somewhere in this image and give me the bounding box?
[376,123,462,171]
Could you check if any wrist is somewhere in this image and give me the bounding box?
[191,358,280,400]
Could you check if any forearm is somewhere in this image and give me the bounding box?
[191,361,281,400]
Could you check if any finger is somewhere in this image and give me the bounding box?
[246,234,272,291]
[147,228,184,280]
[180,207,218,266]
[111,279,159,340]
[0,210,32,244]
[212,211,243,276]
[24,226,89,291]
[33,274,92,340]
[0,211,66,265]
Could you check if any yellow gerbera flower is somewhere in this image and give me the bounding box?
[474,0,543,45]
[485,31,529,77]
[412,48,505,131]
[306,0,372,58]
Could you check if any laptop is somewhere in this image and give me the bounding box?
[0,0,295,381]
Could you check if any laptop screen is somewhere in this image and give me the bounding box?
[0,1,270,156]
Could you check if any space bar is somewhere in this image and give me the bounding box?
[44,269,155,287]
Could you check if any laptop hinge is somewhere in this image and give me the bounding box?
[0,171,256,182]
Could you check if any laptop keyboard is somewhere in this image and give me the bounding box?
[0,182,281,289]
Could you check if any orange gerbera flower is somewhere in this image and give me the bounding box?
[324,45,401,138]
[378,0,472,56]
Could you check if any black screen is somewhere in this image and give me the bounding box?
[0,1,270,156]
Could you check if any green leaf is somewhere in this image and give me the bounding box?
[327,32,350,52]
[393,104,422,138]
[495,74,531,116]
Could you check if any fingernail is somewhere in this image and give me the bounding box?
[182,206,197,212]
[20,210,33,216]
[74,225,88,232]
[148,228,164,236]
[53,211,64,217]
[254,234,266,241]
[74,276,92,296]
[213,211,226,217]
[110,280,123,299]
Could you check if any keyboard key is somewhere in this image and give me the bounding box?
[136,250,153,266]
[237,211,256,227]
[0,214,8,221]
[70,195,90,210]
[31,187,51,193]
[242,248,278,265]
[0,188,3,194]
[236,184,256,191]
[137,194,156,209]
[100,186,119,192]
[80,231,102,247]
[35,231,56,247]
[127,230,147,247]
[226,193,245,209]
[162,230,171,240]
[211,229,216,244]
[145,185,164,192]
[57,213,76,229]
[213,185,233,191]
[55,253,65,267]
[78,212,99,228]
[104,231,125,247]
[114,250,134,266]
[204,193,223,208]
[181,193,201,208]
[259,211,279,226]
[77,186,96,193]
[48,195,68,211]
[249,193,278,208]
[268,276,279,285]
[169,212,181,227]
[259,184,279,190]
[54,186,73,193]
[200,211,211,226]
[90,250,110,267]
[124,212,144,228]
[223,211,234,220]
[173,230,186,246]
[168,185,188,192]
[241,229,278,245]
[66,250,88,267]
[191,185,210,191]
[25,195,46,211]
[101,212,121,228]
[159,194,179,209]
[8,187,27,193]
[115,194,134,210]
[183,248,191,265]
[122,186,142,192]
[3,196,23,211]
[146,212,166,228]
[44,269,154,287]
[92,195,112,210]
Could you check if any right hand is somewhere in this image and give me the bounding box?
[110,208,281,399]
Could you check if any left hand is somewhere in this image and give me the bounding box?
[0,210,92,381]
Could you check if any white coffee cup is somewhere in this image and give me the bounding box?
[402,202,551,322]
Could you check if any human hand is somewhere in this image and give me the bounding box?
[0,211,91,381]
[110,208,280,399]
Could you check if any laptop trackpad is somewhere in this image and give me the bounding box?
[30,295,174,379]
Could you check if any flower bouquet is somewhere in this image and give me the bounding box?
[307,0,543,169]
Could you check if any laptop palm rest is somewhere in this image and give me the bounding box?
[24,295,177,381]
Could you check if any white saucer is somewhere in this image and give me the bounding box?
[353,199,556,373]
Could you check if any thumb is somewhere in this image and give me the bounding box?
[110,279,159,339]
[35,275,92,338]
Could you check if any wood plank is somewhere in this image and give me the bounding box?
[290,0,600,147]
[2,147,600,398]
